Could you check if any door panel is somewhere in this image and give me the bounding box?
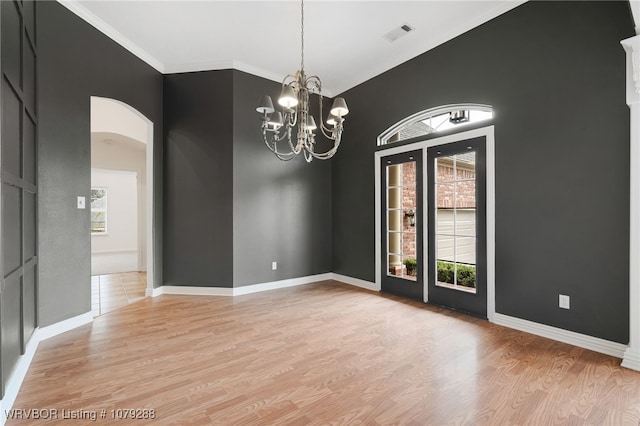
[1,0,38,398]
[427,137,487,318]
[381,150,423,301]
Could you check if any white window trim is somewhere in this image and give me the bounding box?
[622,35,640,371]
[377,103,494,146]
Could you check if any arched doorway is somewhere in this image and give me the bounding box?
[89,96,154,315]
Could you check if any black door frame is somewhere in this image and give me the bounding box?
[374,126,495,320]
[427,137,487,318]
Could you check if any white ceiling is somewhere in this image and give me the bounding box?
[61,0,527,96]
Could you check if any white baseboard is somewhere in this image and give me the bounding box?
[147,286,162,297]
[622,346,640,371]
[155,274,380,297]
[330,273,379,291]
[161,285,233,296]
[493,313,628,359]
[156,273,333,297]
[0,311,94,426]
[38,312,94,341]
[0,334,39,426]
[233,273,332,295]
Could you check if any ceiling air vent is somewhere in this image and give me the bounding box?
[383,23,415,43]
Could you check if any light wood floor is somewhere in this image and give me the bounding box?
[10,281,640,425]
[91,272,147,317]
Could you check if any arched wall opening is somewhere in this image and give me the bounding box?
[90,96,155,301]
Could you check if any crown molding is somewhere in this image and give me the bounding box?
[57,0,165,73]
[630,0,639,35]
[622,36,640,99]
[163,60,233,75]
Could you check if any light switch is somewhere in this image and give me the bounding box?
[559,294,570,310]
[77,196,86,209]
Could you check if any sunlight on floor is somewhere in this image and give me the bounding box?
[91,272,147,317]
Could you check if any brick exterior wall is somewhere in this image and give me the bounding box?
[402,162,416,258]
[436,162,476,208]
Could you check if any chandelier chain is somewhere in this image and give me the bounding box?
[300,0,304,71]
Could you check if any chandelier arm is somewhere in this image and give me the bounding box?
[263,124,292,144]
[316,88,339,140]
[262,127,298,158]
[307,138,342,159]
[303,149,313,163]
[287,110,297,127]
[305,75,322,94]
[262,134,285,155]
[320,119,344,139]
[275,151,298,161]
[307,145,339,160]
[282,74,298,86]
[309,127,343,159]
[319,124,336,140]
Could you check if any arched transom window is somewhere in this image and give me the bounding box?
[378,104,493,146]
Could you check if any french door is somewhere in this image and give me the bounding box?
[427,137,487,318]
[380,150,423,300]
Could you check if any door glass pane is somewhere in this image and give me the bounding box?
[436,206,453,234]
[386,161,417,281]
[434,151,477,293]
[455,209,476,237]
[455,180,475,208]
[455,151,476,180]
[455,177,476,237]
[387,187,401,209]
[388,210,402,232]
[436,234,454,263]
[455,237,476,265]
[436,156,453,182]
[388,232,401,255]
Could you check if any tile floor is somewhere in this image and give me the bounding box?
[91,272,147,317]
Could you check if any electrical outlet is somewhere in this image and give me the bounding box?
[559,294,570,310]
[272,261,277,271]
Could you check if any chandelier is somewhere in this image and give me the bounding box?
[256,0,349,162]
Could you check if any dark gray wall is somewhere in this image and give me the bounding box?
[1,0,37,397]
[163,71,234,287]
[232,71,332,287]
[162,69,332,288]
[333,1,635,343]
[38,1,163,326]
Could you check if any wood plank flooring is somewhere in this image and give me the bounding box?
[9,281,640,425]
